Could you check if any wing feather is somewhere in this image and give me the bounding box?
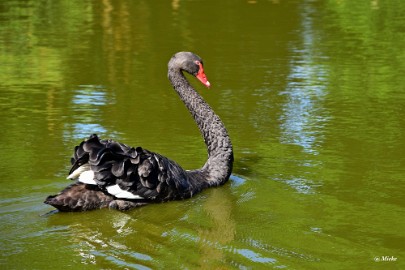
[68,134,194,201]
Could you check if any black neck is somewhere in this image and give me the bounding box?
[168,68,233,185]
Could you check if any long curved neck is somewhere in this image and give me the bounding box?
[168,68,233,186]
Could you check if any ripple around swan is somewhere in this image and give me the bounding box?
[229,174,246,187]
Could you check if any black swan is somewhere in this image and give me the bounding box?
[45,52,233,211]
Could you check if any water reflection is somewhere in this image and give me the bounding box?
[64,85,114,140]
[278,3,329,194]
[234,248,276,264]
[280,4,328,156]
[74,213,153,269]
[196,188,236,268]
[44,186,238,269]
[72,87,108,106]
[43,180,293,269]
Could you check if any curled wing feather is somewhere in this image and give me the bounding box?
[69,134,194,201]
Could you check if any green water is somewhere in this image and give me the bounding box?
[1,0,404,269]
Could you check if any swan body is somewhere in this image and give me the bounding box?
[45,52,233,211]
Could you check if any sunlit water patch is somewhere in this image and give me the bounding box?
[63,85,117,140]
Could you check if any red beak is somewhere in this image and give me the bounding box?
[195,62,211,88]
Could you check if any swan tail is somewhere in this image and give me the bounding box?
[44,183,113,211]
[44,183,148,211]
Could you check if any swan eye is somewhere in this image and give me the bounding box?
[194,60,203,74]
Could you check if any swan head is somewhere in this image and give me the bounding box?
[169,52,211,88]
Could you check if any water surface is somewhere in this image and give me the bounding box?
[1,0,404,269]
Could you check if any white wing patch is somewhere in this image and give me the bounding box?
[106,184,143,199]
[68,164,143,199]
[78,170,97,185]
[67,164,97,185]
[67,164,91,180]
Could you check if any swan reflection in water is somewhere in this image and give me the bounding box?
[45,180,237,268]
